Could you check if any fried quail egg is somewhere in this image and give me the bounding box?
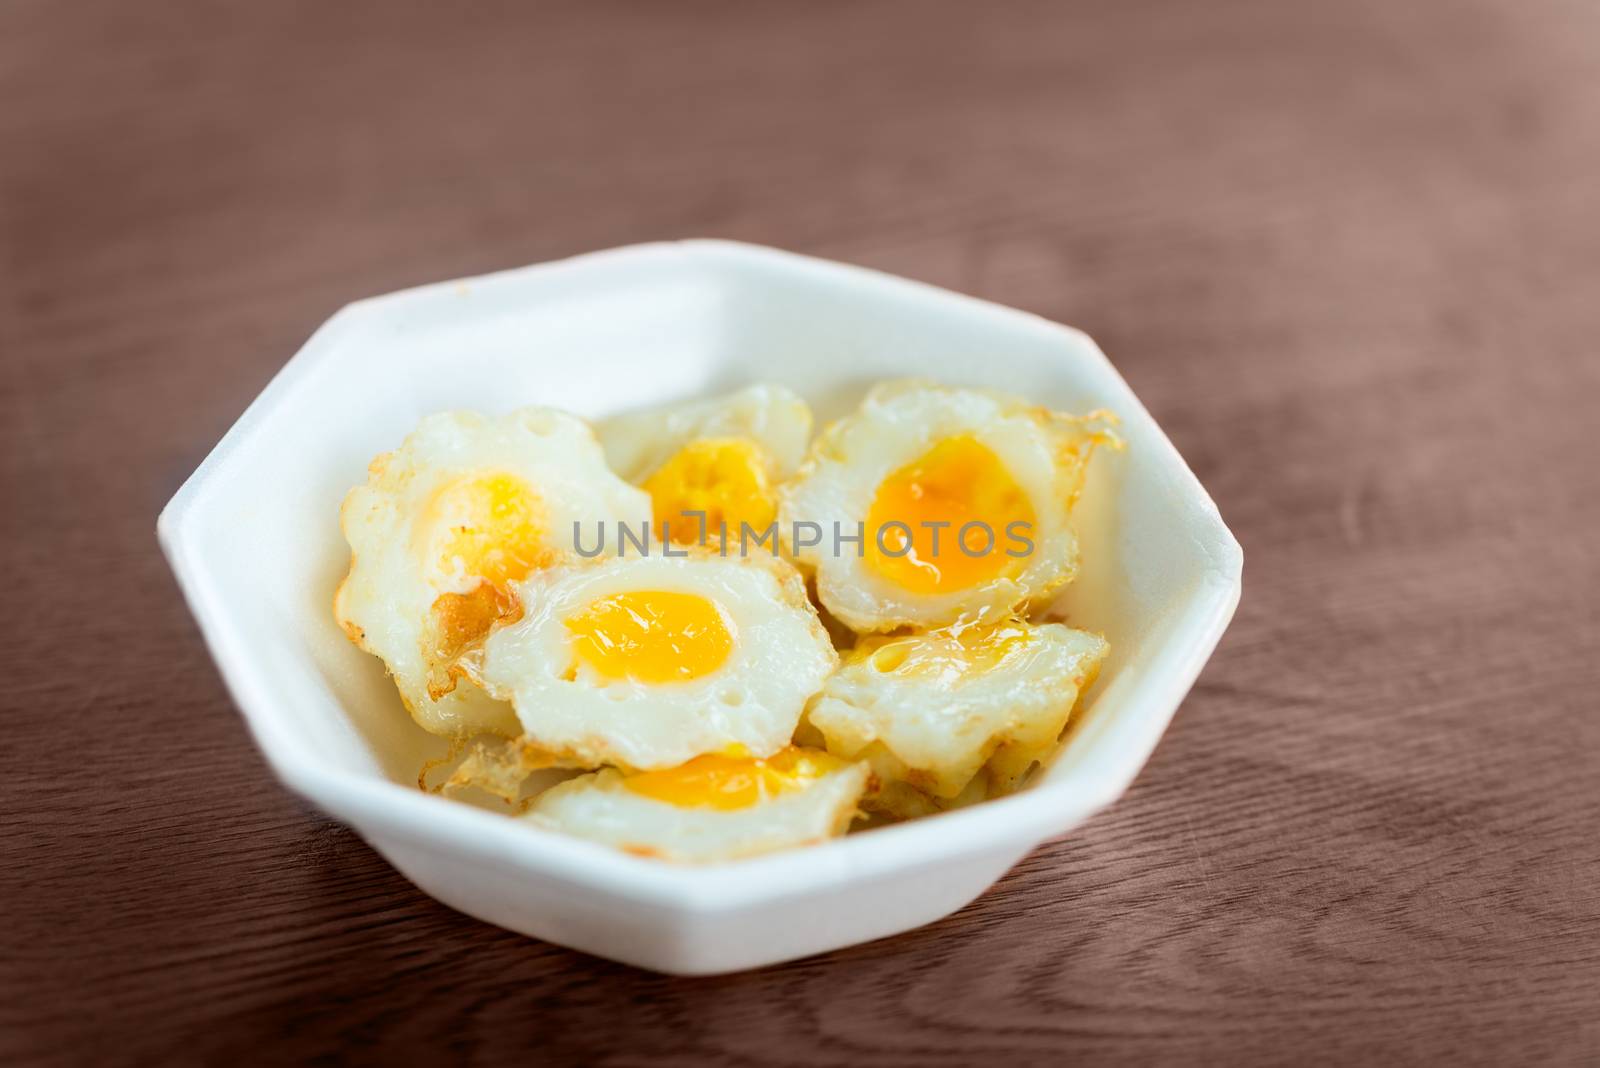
[780,381,1119,632]
[598,384,812,547]
[335,409,651,738]
[525,747,871,862]
[472,554,837,769]
[804,618,1109,811]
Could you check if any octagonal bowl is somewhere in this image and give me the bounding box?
[158,240,1242,974]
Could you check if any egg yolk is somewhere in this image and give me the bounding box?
[865,435,1035,594]
[422,474,546,687]
[642,437,777,546]
[426,473,547,589]
[565,590,734,684]
[622,747,848,810]
[850,617,1034,684]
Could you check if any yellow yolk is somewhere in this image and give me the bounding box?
[642,437,778,546]
[564,590,734,684]
[421,474,545,690]
[426,473,547,589]
[849,617,1034,684]
[622,747,849,810]
[865,435,1036,594]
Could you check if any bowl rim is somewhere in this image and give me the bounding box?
[157,238,1243,911]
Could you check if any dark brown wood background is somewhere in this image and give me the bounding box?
[4,1,1598,1064]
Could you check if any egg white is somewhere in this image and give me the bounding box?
[473,554,837,769]
[780,381,1117,632]
[525,758,870,862]
[334,408,651,738]
[804,620,1109,807]
[597,383,813,484]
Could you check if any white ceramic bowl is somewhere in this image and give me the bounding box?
[158,240,1242,975]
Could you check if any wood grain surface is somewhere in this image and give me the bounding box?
[4,1,1598,1064]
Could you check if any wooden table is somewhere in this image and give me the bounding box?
[5,1,1597,1063]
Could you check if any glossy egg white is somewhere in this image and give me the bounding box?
[525,753,871,862]
[780,381,1118,632]
[598,383,813,484]
[805,619,1110,813]
[334,408,650,737]
[474,554,837,769]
